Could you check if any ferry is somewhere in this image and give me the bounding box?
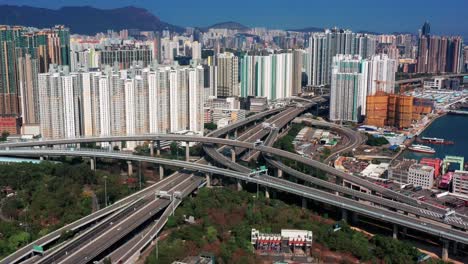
[418,136,454,145]
[408,144,436,154]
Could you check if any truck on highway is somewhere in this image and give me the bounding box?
[156,190,172,200]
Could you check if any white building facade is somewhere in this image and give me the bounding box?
[38,63,205,140]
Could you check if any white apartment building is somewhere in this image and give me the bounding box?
[38,63,205,141]
[329,55,367,123]
[452,170,468,198]
[329,53,397,123]
[407,164,435,189]
[240,52,295,100]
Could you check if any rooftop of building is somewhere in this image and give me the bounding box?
[410,164,435,172]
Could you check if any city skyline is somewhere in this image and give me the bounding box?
[1,0,467,38]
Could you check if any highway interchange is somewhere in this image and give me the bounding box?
[1,99,468,263]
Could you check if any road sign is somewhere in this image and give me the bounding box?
[33,245,44,254]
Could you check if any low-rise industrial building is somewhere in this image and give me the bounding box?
[251,228,313,261]
[388,159,418,184]
[452,170,468,198]
[407,164,435,189]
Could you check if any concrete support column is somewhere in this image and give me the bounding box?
[185,142,190,162]
[231,149,236,163]
[401,227,407,238]
[341,208,348,222]
[225,134,229,139]
[159,165,164,180]
[206,173,212,188]
[237,180,242,191]
[127,161,133,176]
[40,156,44,161]
[393,224,398,239]
[351,212,359,224]
[335,177,343,185]
[302,198,307,209]
[149,141,154,157]
[265,187,270,199]
[277,168,283,178]
[90,158,95,171]
[156,140,161,157]
[335,177,343,195]
[442,239,449,261]
[234,129,238,138]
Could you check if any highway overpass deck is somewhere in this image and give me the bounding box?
[0,134,455,218]
[0,149,467,245]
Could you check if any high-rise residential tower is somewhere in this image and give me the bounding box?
[38,63,205,141]
[329,55,368,123]
[216,52,239,97]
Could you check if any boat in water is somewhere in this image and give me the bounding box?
[408,144,436,154]
[417,136,454,145]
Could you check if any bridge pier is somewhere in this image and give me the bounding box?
[234,129,238,138]
[205,173,212,188]
[40,156,44,161]
[351,212,359,224]
[127,161,133,176]
[237,180,242,191]
[335,177,343,195]
[159,165,164,180]
[341,208,348,222]
[265,188,270,199]
[275,168,283,178]
[90,158,95,171]
[393,224,398,239]
[149,141,154,157]
[185,142,190,161]
[231,149,236,163]
[156,140,161,157]
[302,197,307,209]
[442,239,449,261]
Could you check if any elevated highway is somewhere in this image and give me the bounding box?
[0,106,282,264]
[395,73,468,85]
[0,169,191,264]
[0,149,467,247]
[0,134,455,216]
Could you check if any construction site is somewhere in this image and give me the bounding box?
[365,92,433,129]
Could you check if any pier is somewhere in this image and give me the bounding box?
[447,110,468,116]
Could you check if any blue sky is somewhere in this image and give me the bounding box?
[1,0,467,37]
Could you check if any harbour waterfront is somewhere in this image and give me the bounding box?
[402,114,468,161]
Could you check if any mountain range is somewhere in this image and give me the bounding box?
[0,5,384,36]
[0,5,184,34]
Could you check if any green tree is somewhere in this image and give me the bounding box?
[206,226,218,242]
[170,142,180,156]
[204,122,217,130]
[0,131,9,141]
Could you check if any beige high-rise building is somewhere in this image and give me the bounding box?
[216,52,239,97]
[17,54,40,125]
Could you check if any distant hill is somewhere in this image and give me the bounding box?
[205,21,250,31]
[287,26,324,33]
[0,5,184,34]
